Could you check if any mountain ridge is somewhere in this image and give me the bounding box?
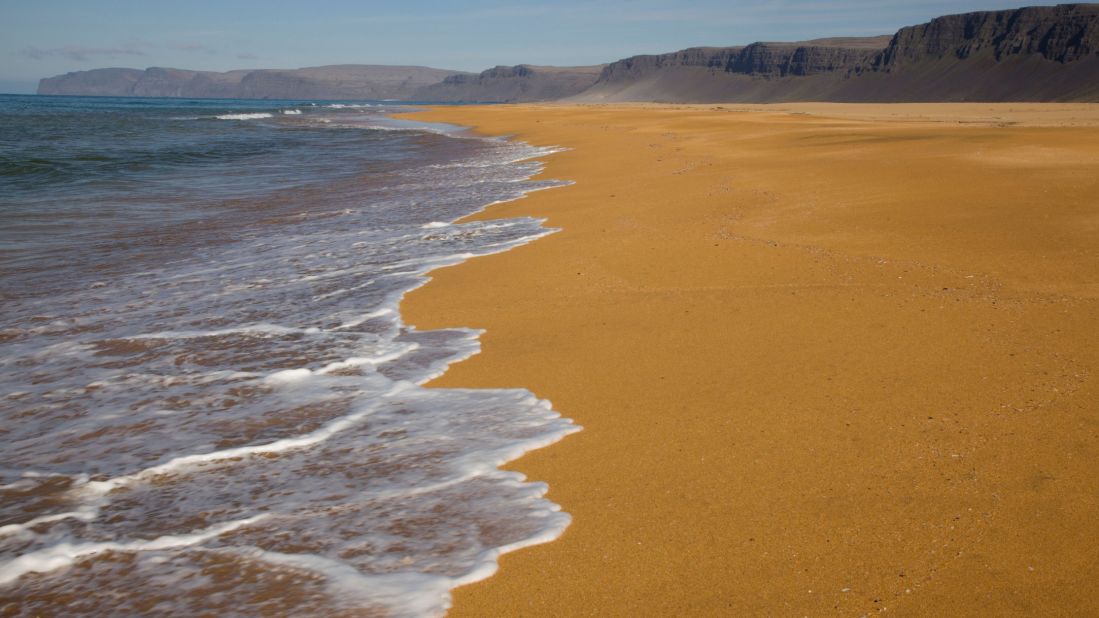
[37,65,467,100]
[36,3,1099,103]
[578,3,1099,102]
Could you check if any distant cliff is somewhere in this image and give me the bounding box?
[411,64,604,102]
[880,3,1099,67]
[38,65,467,100]
[36,4,1099,103]
[577,3,1099,102]
[36,62,602,103]
[595,38,888,85]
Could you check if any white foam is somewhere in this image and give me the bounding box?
[80,405,378,497]
[0,515,267,586]
[0,506,99,537]
[130,323,309,339]
[264,367,314,384]
[332,307,394,330]
[1,113,581,615]
[281,109,303,115]
[450,514,571,590]
[236,549,454,618]
[316,344,420,375]
[215,113,274,120]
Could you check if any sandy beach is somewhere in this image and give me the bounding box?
[398,103,1099,616]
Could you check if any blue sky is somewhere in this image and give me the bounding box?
[1,0,1063,93]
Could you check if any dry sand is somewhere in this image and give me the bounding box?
[397,103,1099,616]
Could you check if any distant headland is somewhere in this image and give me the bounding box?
[38,4,1099,102]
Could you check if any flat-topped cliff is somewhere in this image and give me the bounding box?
[880,3,1099,67]
[411,64,604,102]
[578,4,1099,102]
[38,65,466,100]
[36,4,1099,103]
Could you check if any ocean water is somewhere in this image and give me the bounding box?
[0,95,577,616]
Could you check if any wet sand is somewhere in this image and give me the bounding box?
[398,103,1099,616]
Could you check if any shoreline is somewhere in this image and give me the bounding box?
[397,103,1099,615]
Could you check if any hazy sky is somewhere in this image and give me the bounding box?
[2,0,1063,93]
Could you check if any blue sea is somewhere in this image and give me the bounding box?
[0,95,577,616]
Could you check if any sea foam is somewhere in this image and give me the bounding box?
[0,100,575,616]
[215,112,274,120]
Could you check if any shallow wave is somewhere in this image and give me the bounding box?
[0,101,576,617]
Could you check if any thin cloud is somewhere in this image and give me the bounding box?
[171,42,207,52]
[21,46,146,62]
[169,42,221,55]
[237,53,259,60]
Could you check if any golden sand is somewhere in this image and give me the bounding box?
[397,103,1099,616]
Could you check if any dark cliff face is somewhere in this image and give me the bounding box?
[37,61,596,102]
[412,64,604,102]
[36,4,1099,103]
[37,65,464,99]
[38,68,145,96]
[436,65,538,86]
[879,3,1099,67]
[236,71,324,99]
[581,3,1099,102]
[480,65,535,79]
[598,48,742,83]
[725,43,880,77]
[129,68,199,97]
[596,41,881,84]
